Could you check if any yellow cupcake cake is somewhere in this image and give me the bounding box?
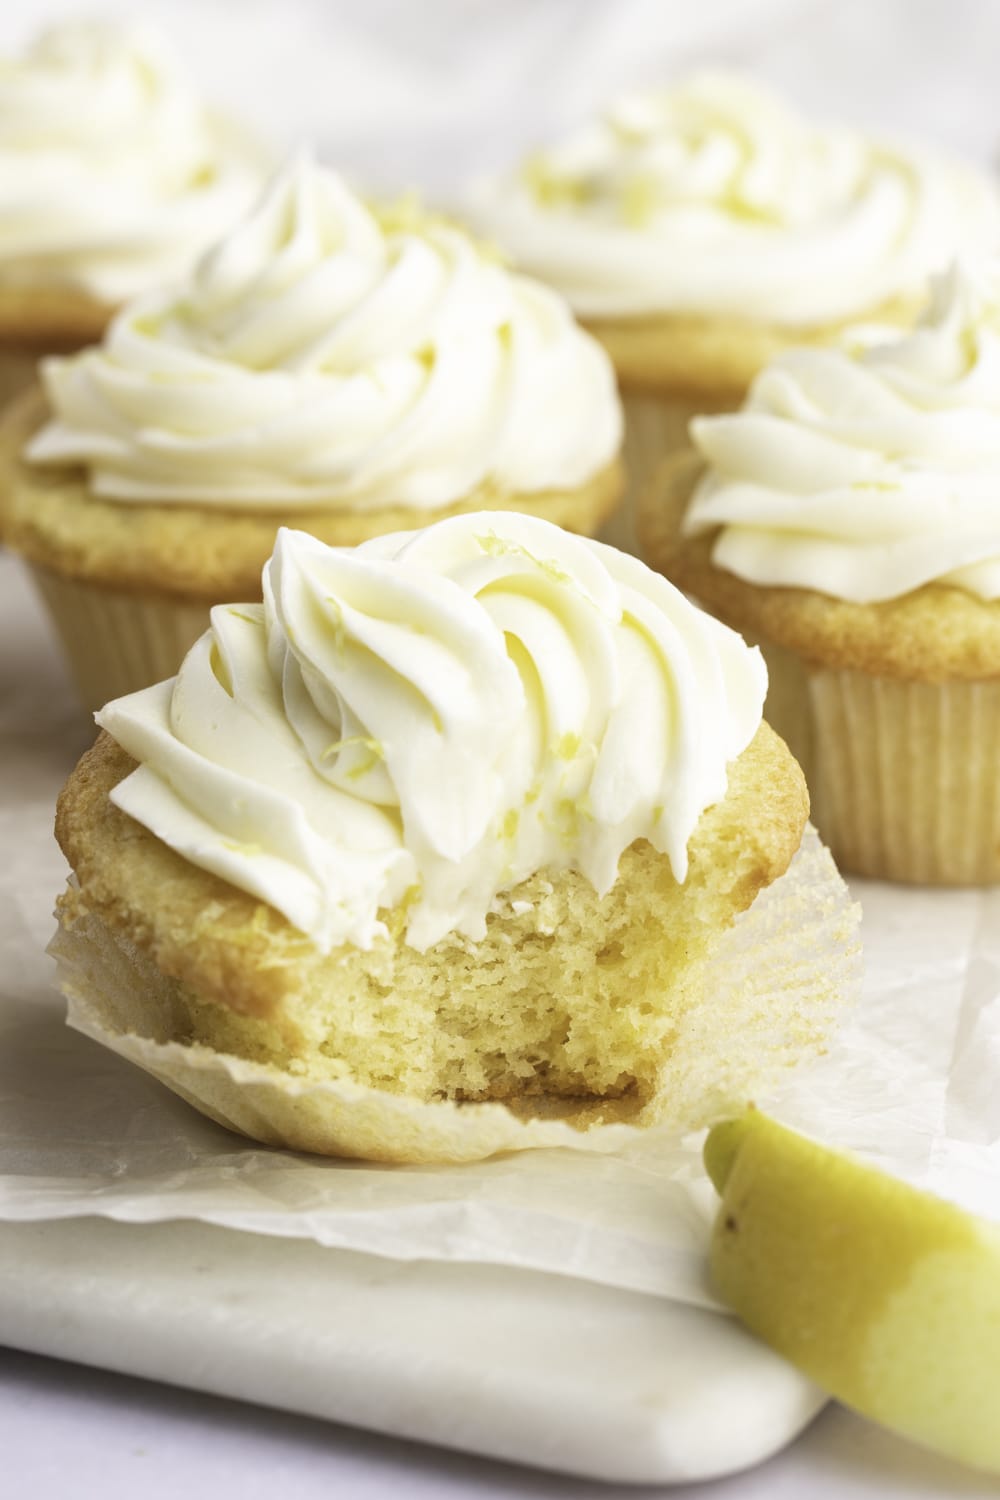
[0,20,266,407]
[50,512,856,1164]
[642,258,1000,884]
[468,72,1000,553]
[2,158,624,710]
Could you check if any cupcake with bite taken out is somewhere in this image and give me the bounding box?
[51,510,859,1163]
[642,258,1000,884]
[1,157,624,710]
[467,72,1000,554]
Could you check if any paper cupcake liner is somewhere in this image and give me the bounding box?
[29,565,211,711]
[605,392,729,559]
[761,642,1000,884]
[49,827,860,1165]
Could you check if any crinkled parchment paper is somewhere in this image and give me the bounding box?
[3,555,999,1313]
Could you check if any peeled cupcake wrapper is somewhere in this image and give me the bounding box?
[759,642,1000,885]
[29,565,210,712]
[49,827,860,1166]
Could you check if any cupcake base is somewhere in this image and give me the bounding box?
[48,723,858,1164]
[761,641,1000,885]
[50,823,858,1164]
[30,565,209,710]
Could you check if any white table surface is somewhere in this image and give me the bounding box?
[2,1344,996,1500]
[4,0,1000,1492]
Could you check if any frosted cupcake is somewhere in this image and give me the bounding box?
[468,72,1000,553]
[51,512,858,1164]
[643,259,1000,884]
[1,158,623,710]
[0,20,266,406]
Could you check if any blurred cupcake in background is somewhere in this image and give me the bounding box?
[0,19,268,407]
[1,156,623,711]
[642,257,1000,885]
[467,72,1000,553]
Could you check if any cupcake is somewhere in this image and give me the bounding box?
[50,513,857,1165]
[0,20,266,407]
[1,157,623,712]
[467,72,1000,554]
[642,259,1000,885]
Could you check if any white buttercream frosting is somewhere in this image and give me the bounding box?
[467,72,1000,325]
[96,514,765,953]
[684,259,1000,603]
[0,21,267,304]
[27,157,622,510]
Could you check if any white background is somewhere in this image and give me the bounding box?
[3,0,1000,191]
[3,1,1000,1494]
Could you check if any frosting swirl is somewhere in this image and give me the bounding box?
[467,72,1000,325]
[28,158,621,510]
[96,514,765,953]
[685,259,1000,603]
[0,21,266,304]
